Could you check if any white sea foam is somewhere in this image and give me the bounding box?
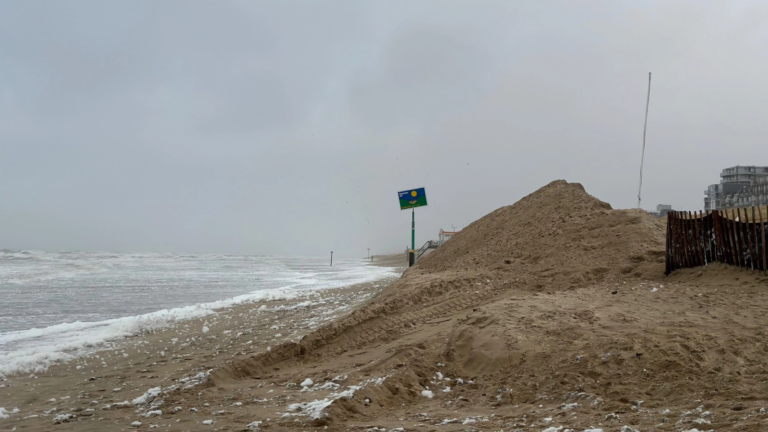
[0,252,399,376]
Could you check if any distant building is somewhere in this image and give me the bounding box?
[656,204,672,217]
[647,204,672,218]
[704,165,768,210]
[438,229,457,244]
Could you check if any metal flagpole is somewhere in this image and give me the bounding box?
[637,72,652,209]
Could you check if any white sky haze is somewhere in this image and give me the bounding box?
[2,1,767,256]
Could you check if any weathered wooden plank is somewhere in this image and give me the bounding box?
[740,208,752,270]
[668,212,675,274]
[744,208,754,270]
[703,210,711,264]
[758,205,768,223]
[717,211,731,264]
[680,212,690,268]
[760,207,768,271]
[730,209,742,268]
[668,212,676,271]
[701,210,708,264]
[682,212,690,268]
[677,212,685,269]
[727,210,736,266]
[710,211,717,263]
[752,207,760,271]
[687,212,697,267]
[688,212,704,266]
[694,211,705,266]
[669,212,676,271]
[672,212,681,270]
[676,212,689,268]
[738,208,746,268]
[723,210,730,263]
[719,210,731,265]
[737,208,746,268]
[711,211,717,262]
[665,212,671,274]
[760,206,767,272]
[714,210,725,263]
[711,210,719,264]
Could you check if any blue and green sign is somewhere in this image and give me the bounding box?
[398,188,428,210]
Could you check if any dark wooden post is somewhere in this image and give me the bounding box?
[738,208,750,269]
[704,210,711,264]
[683,212,696,268]
[757,207,768,271]
[687,211,696,267]
[744,208,753,270]
[686,212,694,267]
[726,210,736,266]
[705,210,712,263]
[667,212,680,271]
[731,209,742,268]
[665,212,672,275]
[683,212,688,268]
[760,206,767,272]
[670,212,679,270]
[752,207,759,271]
[667,212,677,273]
[699,210,712,264]
[675,211,682,270]
[675,212,687,268]
[694,211,704,266]
[688,212,697,267]
[682,212,692,268]
[726,210,735,266]
[717,210,726,263]
[713,210,723,263]
[718,210,730,265]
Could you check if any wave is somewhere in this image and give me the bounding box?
[0,257,399,377]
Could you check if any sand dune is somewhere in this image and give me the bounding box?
[4,180,768,431]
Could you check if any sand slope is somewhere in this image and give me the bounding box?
[5,180,768,431]
[417,179,666,286]
[220,181,669,376]
[206,180,768,430]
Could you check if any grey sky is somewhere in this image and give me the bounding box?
[2,1,767,257]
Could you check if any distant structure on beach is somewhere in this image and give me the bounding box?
[412,228,461,261]
[647,204,673,218]
[704,165,768,210]
[438,229,457,245]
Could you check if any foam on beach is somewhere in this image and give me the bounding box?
[0,256,399,377]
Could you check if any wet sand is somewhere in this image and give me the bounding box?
[0,255,405,431]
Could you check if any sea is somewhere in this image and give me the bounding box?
[0,250,398,376]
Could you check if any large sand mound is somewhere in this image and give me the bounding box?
[204,180,768,430]
[417,179,666,289]
[218,180,667,378]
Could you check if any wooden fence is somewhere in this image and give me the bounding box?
[666,206,768,275]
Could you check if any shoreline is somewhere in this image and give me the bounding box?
[0,256,402,378]
[0,257,405,431]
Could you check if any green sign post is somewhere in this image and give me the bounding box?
[397,188,427,266]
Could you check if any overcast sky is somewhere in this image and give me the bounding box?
[2,1,767,257]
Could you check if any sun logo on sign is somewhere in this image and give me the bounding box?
[409,190,418,204]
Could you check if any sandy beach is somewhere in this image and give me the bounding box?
[0,255,405,431]
[8,2,768,430]
[4,182,768,431]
